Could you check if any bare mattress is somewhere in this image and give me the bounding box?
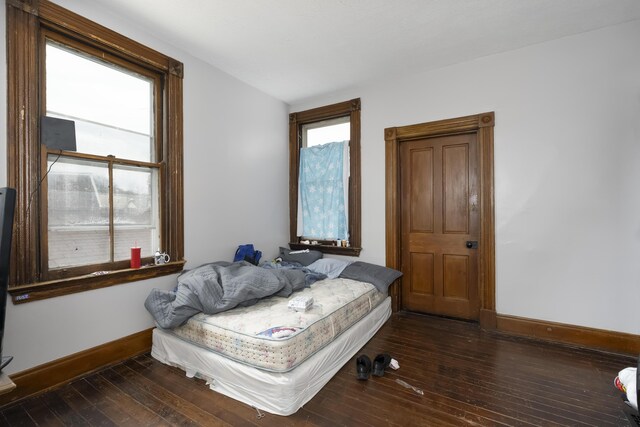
[162,277,386,372]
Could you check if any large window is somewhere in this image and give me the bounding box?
[7,0,184,303]
[289,99,361,256]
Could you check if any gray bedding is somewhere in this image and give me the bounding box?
[145,261,320,329]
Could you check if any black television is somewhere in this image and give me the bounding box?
[0,188,15,371]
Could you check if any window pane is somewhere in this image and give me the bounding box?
[49,114,153,162]
[113,165,159,261]
[48,156,110,269]
[302,117,350,147]
[299,117,351,240]
[46,41,154,162]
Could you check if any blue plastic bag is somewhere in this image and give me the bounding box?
[233,244,262,265]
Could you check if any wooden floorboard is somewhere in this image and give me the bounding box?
[0,312,634,426]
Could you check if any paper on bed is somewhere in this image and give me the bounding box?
[288,295,314,311]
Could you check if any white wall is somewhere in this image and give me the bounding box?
[0,0,289,374]
[292,20,640,335]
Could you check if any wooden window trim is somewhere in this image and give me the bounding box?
[289,98,361,256]
[6,0,185,303]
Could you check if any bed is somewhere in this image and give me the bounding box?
[145,256,401,416]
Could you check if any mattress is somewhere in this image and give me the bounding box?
[152,296,392,415]
[165,277,385,372]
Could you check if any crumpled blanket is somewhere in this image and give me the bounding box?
[145,261,325,329]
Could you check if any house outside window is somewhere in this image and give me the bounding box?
[289,99,361,256]
[6,0,185,303]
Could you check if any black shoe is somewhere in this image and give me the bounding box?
[356,354,372,380]
[372,353,391,377]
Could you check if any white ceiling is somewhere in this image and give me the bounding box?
[90,0,640,104]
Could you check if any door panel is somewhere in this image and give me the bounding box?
[409,148,434,232]
[443,144,469,233]
[400,133,480,320]
[443,254,468,299]
[410,252,434,296]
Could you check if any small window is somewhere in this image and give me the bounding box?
[289,99,361,256]
[302,117,350,147]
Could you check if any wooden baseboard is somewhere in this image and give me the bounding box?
[496,314,640,355]
[0,328,153,406]
[479,308,497,330]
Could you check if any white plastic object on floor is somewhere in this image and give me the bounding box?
[395,378,424,396]
[389,358,399,370]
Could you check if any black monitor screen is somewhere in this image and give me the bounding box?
[0,188,16,371]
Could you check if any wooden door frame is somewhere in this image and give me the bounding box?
[385,112,496,329]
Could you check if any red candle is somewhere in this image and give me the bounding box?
[130,246,141,269]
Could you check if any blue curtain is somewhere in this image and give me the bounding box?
[298,141,348,240]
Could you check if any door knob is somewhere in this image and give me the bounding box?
[466,241,478,249]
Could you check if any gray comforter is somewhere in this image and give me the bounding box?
[145,261,320,329]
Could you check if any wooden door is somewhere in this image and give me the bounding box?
[400,133,480,320]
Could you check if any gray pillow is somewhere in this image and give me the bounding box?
[279,247,323,266]
[306,258,351,279]
[339,261,402,293]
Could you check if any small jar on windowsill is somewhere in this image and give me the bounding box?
[336,239,350,248]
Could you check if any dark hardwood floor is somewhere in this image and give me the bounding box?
[0,312,634,426]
